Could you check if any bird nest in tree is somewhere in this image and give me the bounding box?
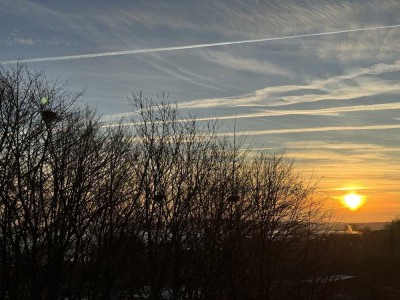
[40,110,58,123]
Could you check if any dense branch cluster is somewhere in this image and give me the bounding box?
[0,66,332,300]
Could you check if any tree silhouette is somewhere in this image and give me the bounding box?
[0,65,332,300]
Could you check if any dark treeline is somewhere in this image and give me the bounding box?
[0,65,343,300]
[327,220,400,299]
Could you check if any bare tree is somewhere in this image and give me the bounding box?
[0,64,83,299]
[128,93,232,299]
[0,65,333,300]
[0,65,137,299]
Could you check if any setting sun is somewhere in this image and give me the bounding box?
[342,193,365,211]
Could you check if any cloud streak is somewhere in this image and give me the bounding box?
[102,102,400,125]
[230,124,400,136]
[203,51,292,77]
[283,141,400,152]
[226,102,400,118]
[2,24,400,64]
[180,59,400,109]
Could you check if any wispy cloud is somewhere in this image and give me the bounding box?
[102,121,400,136]
[283,141,400,153]
[221,102,400,118]
[101,102,400,127]
[230,124,400,136]
[3,32,77,47]
[10,37,34,45]
[180,59,400,109]
[136,54,227,92]
[307,27,400,62]
[203,51,292,77]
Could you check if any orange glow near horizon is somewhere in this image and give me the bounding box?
[341,192,365,211]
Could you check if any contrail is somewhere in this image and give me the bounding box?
[2,24,400,64]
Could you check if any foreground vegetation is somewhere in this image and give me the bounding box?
[1,66,398,299]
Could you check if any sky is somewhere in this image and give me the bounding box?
[1,0,399,222]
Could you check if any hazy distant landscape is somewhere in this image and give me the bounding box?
[334,222,388,231]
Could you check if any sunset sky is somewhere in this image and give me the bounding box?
[1,0,399,222]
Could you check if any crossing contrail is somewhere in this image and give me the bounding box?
[2,24,400,64]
